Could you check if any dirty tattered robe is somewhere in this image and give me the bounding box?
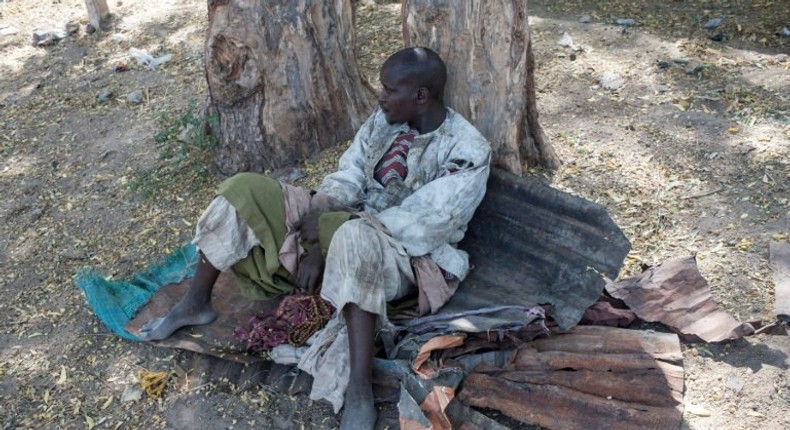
[300,108,491,411]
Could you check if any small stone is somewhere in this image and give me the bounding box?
[32,29,49,45]
[656,60,672,70]
[725,376,745,393]
[657,85,669,93]
[31,29,68,47]
[112,33,128,42]
[704,18,724,29]
[121,385,143,403]
[685,402,712,417]
[781,27,790,37]
[97,89,112,103]
[50,30,68,41]
[86,23,96,34]
[685,60,704,75]
[579,15,592,24]
[66,22,80,35]
[672,58,690,65]
[600,72,625,90]
[126,90,144,104]
[615,18,636,27]
[0,25,19,37]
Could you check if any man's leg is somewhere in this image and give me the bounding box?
[138,252,220,341]
[318,219,416,430]
[340,303,377,430]
[138,191,266,341]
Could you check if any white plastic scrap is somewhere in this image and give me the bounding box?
[557,32,578,51]
[703,18,724,29]
[129,47,172,70]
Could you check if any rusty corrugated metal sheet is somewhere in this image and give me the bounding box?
[606,256,754,342]
[458,326,684,430]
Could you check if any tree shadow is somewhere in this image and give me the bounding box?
[523,5,788,323]
[702,337,789,372]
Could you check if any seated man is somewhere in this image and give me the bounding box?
[139,47,491,429]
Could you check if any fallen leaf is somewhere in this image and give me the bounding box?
[606,190,626,203]
[736,238,753,250]
[101,396,113,410]
[57,366,67,385]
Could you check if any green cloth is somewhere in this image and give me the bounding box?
[75,244,199,341]
[230,246,297,300]
[318,211,355,256]
[218,174,354,300]
[218,173,296,300]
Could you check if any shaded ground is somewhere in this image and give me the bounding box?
[1,0,788,429]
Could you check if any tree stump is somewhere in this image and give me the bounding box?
[85,0,110,31]
[206,0,375,174]
[402,0,559,173]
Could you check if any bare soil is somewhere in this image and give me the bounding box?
[1,0,788,429]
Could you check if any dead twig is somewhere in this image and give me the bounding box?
[0,320,28,327]
[753,320,787,335]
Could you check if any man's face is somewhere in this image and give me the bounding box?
[378,66,419,125]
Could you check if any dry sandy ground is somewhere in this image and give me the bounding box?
[1,0,788,429]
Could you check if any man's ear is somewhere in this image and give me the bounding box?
[415,87,429,104]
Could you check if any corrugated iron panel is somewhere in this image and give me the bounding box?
[447,168,631,330]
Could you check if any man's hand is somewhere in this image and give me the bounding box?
[296,245,324,294]
[298,211,321,244]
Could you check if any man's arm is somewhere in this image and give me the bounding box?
[316,113,378,208]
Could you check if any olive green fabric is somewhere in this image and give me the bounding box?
[318,211,355,256]
[230,246,297,300]
[218,173,296,300]
[217,174,355,300]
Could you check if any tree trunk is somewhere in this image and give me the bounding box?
[206,0,375,175]
[402,0,559,174]
[85,0,111,31]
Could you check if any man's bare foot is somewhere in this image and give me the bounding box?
[137,300,217,341]
[340,386,376,430]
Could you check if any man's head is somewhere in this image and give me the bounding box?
[378,47,447,126]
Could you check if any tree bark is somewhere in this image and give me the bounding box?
[85,0,111,31]
[402,0,559,173]
[206,0,375,175]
